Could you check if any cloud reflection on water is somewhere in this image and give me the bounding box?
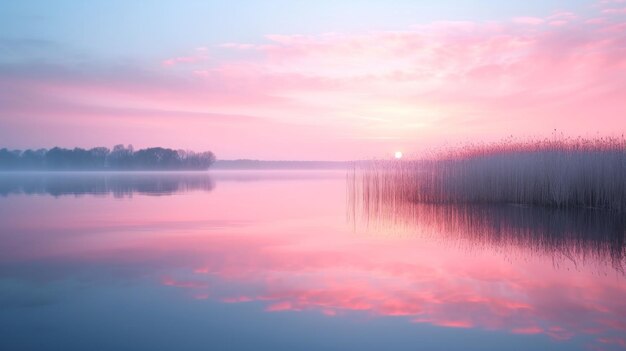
[0,171,625,350]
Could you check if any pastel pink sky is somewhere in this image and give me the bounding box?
[1,1,625,160]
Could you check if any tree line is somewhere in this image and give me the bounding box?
[0,145,216,170]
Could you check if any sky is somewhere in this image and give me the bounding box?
[1,0,625,160]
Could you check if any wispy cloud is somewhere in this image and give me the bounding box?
[161,47,210,67]
[1,4,625,159]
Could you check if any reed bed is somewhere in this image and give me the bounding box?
[351,136,626,212]
[347,137,626,270]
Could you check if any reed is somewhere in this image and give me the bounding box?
[351,136,626,212]
[347,137,626,270]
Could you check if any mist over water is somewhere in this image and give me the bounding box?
[0,172,216,197]
[1,171,625,351]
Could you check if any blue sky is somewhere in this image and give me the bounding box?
[1,0,592,61]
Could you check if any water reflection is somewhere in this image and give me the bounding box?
[350,201,626,271]
[0,170,343,197]
[0,172,214,197]
[348,167,626,271]
[0,171,625,351]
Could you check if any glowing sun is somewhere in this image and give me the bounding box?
[394,151,403,159]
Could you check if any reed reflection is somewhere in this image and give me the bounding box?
[0,172,215,197]
[348,166,626,271]
[1,170,625,350]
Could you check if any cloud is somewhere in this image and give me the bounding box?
[599,0,626,5]
[175,7,625,155]
[601,7,626,14]
[162,47,210,67]
[1,3,625,159]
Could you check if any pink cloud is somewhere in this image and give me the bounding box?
[432,320,473,328]
[547,11,578,20]
[219,43,258,50]
[598,337,626,347]
[548,20,569,26]
[601,7,626,14]
[266,301,296,312]
[1,3,625,160]
[586,18,607,24]
[162,47,209,66]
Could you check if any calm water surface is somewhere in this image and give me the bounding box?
[0,171,625,351]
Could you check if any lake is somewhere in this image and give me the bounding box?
[1,171,625,351]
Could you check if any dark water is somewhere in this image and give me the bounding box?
[0,171,625,351]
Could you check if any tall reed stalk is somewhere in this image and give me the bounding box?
[352,136,626,212]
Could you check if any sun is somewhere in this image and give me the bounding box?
[394,151,403,159]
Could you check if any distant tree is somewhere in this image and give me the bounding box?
[45,147,72,169]
[89,147,110,168]
[20,149,46,169]
[0,149,21,169]
[109,144,135,169]
[0,145,215,171]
